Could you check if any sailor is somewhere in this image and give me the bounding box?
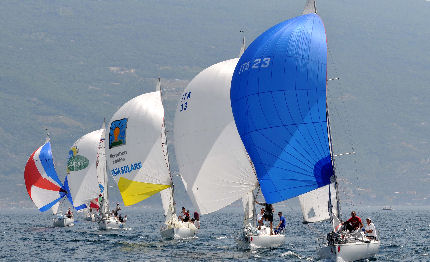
[179,206,186,221]
[256,208,265,229]
[363,218,377,239]
[184,210,190,222]
[66,207,73,218]
[344,211,363,232]
[274,212,286,234]
[114,203,121,217]
[255,200,274,235]
[193,212,200,229]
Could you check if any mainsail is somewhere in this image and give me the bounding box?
[174,58,258,215]
[230,13,333,204]
[24,140,67,212]
[106,91,172,206]
[65,129,104,210]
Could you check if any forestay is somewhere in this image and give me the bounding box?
[65,129,103,210]
[231,14,333,204]
[298,183,338,223]
[174,59,258,215]
[24,140,67,212]
[106,91,172,206]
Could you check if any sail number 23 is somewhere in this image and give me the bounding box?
[237,57,271,75]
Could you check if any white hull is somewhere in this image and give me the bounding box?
[85,213,97,222]
[318,240,380,261]
[98,216,125,230]
[53,216,74,227]
[240,225,285,249]
[160,221,197,240]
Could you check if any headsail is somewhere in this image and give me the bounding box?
[24,140,67,212]
[230,13,333,204]
[65,129,104,210]
[174,58,258,215]
[298,183,338,223]
[106,91,172,206]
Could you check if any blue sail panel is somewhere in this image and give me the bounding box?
[231,14,333,204]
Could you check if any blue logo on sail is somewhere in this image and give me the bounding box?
[109,118,128,149]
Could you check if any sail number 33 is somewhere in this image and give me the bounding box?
[238,57,271,75]
[179,91,191,112]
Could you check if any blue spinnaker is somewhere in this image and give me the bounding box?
[231,14,333,204]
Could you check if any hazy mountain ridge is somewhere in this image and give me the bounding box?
[1,0,429,208]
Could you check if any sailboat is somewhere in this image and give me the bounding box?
[24,136,73,227]
[231,0,380,259]
[65,127,106,223]
[96,121,126,230]
[173,43,280,247]
[105,79,196,238]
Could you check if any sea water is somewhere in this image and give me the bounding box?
[1,206,429,261]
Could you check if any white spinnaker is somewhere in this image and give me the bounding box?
[67,129,103,209]
[174,58,258,215]
[298,183,338,223]
[106,91,172,206]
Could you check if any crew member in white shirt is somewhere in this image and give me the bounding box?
[256,208,265,229]
[364,218,377,239]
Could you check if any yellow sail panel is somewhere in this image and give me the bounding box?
[118,177,171,206]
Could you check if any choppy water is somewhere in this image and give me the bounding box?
[1,206,429,261]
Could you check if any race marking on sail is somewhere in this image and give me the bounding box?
[238,57,271,75]
[179,91,191,112]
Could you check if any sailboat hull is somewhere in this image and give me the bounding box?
[98,216,125,230]
[248,234,285,249]
[318,240,380,262]
[53,216,74,227]
[240,226,285,249]
[160,222,197,240]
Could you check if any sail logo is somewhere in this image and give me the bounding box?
[67,146,89,172]
[109,118,128,149]
[179,91,191,112]
[111,162,142,176]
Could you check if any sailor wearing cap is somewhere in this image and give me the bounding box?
[364,218,377,239]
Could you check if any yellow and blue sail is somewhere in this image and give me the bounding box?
[231,14,333,204]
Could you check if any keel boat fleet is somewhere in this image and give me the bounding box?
[23,0,380,260]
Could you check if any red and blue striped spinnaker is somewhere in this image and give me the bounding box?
[231,13,333,204]
[24,141,67,212]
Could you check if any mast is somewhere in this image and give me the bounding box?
[239,31,246,57]
[158,77,177,220]
[97,119,109,217]
[326,101,341,222]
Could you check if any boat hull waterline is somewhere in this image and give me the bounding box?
[318,240,380,262]
[53,217,74,227]
[160,222,197,240]
[98,216,125,230]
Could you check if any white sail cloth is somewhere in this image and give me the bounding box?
[298,183,338,223]
[66,129,103,209]
[106,91,172,206]
[174,58,258,215]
